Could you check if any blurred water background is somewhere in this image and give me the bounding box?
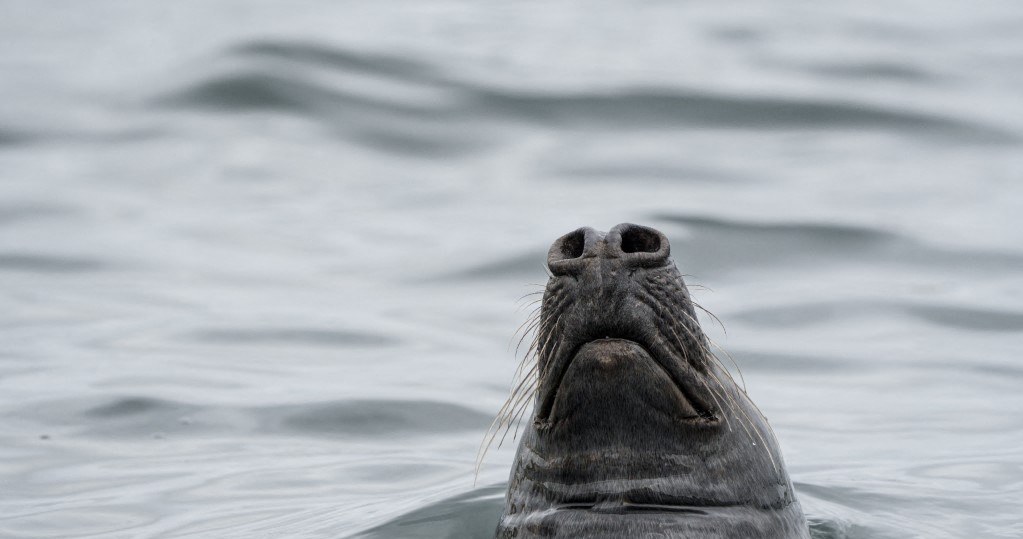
[2,1,1023,538]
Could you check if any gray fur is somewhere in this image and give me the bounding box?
[496,224,810,538]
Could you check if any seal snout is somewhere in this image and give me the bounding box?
[535,223,712,425]
[547,223,670,276]
[496,225,811,538]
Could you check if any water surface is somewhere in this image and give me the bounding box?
[2,2,1022,538]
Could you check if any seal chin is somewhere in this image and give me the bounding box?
[541,338,705,428]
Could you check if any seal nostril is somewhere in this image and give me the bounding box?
[560,229,586,259]
[548,227,599,276]
[620,227,661,254]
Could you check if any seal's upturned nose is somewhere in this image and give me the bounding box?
[546,223,671,276]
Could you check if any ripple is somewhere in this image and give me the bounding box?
[188,327,399,348]
[152,69,441,120]
[0,202,78,225]
[0,126,33,147]
[908,460,1023,491]
[154,68,490,157]
[0,252,106,273]
[431,250,547,282]
[157,72,321,113]
[730,351,852,373]
[154,40,1016,147]
[806,518,854,539]
[0,506,156,538]
[651,214,894,274]
[86,396,171,418]
[793,482,900,535]
[553,162,747,183]
[350,485,505,539]
[906,304,1023,332]
[273,400,491,437]
[231,40,440,82]
[659,214,895,244]
[435,214,1023,282]
[733,300,1023,334]
[733,301,876,329]
[465,87,1012,141]
[801,60,942,83]
[0,120,164,149]
[23,396,491,439]
[652,214,1023,275]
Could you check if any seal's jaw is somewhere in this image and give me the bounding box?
[538,337,712,430]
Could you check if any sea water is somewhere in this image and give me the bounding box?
[2,2,1022,538]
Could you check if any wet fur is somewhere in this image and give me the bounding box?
[482,224,809,538]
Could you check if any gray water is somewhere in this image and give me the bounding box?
[2,2,1023,538]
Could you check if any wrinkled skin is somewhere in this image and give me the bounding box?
[496,224,809,539]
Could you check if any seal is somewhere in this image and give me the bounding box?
[491,223,810,538]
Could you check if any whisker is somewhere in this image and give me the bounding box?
[659,324,734,433]
[691,300,727,337]
[704,366,780,474]
[476,371,539,483]
[676,309,746,393]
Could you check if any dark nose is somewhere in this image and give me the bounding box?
[546,223,670,276]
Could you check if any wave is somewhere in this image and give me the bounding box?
[733,300,1023,333]
[0,252,106,273]
[348,485,505,539]
[0,202,78,225]
[231,41,441,83]
[798,60,942,83]
[652,213,1023,276]
[0,126,32,147]
[430,251,547,282]
[26,396,492,439]
[187,327,399,348]
[151,40,1017,152]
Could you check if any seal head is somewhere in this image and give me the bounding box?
[495,223,809,538]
